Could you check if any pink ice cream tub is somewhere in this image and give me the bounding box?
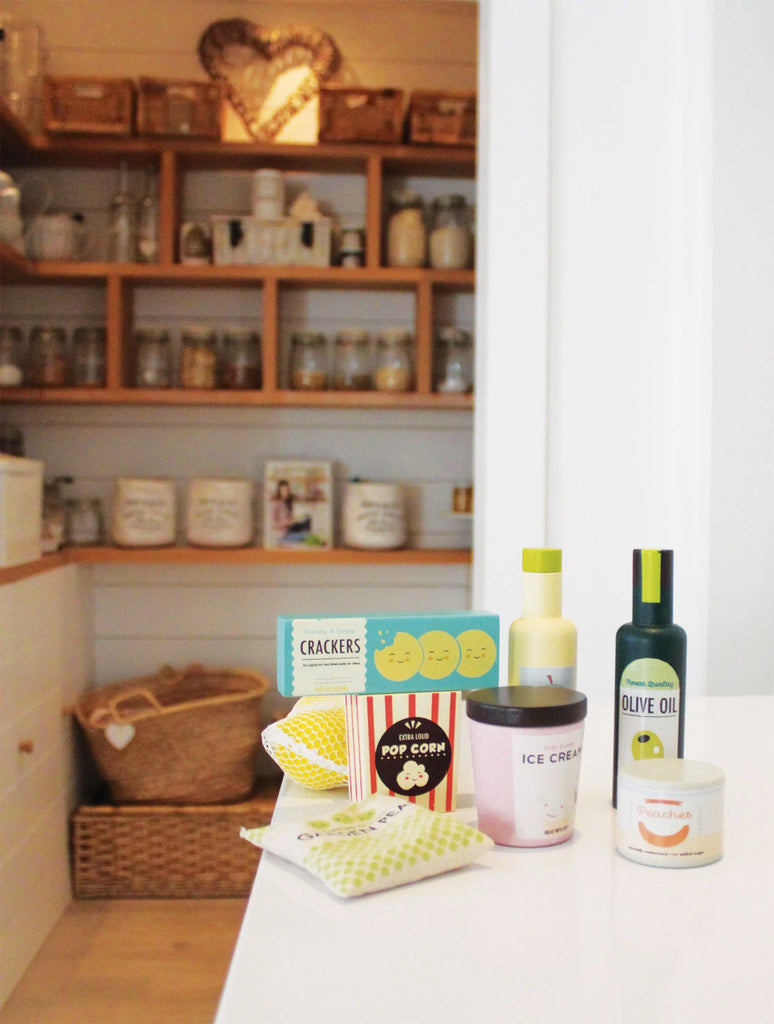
[466,686,587,847]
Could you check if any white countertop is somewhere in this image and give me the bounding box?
[215,696,774,1024]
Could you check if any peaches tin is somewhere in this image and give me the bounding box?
[466,686,587,847]
[616,758,724,867]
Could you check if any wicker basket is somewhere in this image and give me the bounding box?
[74,664,269,805]
[408,90,476,146]
[136,78,222,138]
[43,76,135,135]
[71,781,279,898]
[318,87,405,143]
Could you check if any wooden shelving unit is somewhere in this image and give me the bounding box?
[0,103,475,567]
[1,103,475,409]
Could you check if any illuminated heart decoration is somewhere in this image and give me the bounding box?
[198,18,340,141]
[105,721,136,751]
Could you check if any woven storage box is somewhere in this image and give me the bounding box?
[137,77,222,138]
[74,664,268,804]
[408,90,476,146]
[43,76,134,135]
[71,780,279,898]
[318,87,405,143]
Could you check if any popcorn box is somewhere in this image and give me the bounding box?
[276,611,499,697]
[345,691,461,811]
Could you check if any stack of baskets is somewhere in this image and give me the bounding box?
[71,664,277,898]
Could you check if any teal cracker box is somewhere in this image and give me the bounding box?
[277,611,500,697]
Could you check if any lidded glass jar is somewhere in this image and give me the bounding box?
[290,331,328,390]
[434,327,473,394]
[134,328,172,388]
[334,329,372,391]
[0,325,24,386]
[71,326,106,387]
[374,329,414,393]
[386,190,427,268]
[180,325,218,389]
[27,326,68,387]
[222,328,261,389]
[429,194,473,269]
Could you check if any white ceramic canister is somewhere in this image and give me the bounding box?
[185,477,254,548]
[342,481,407,550]
[251,169,285,219]
[111,477,176,547]
[616,758,724,868]
[466,686,587,847]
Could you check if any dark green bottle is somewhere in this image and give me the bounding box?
[612,549,686,806]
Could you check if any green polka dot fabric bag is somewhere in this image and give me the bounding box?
[241,794,493,898]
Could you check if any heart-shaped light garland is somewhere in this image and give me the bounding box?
[198,18,340,141]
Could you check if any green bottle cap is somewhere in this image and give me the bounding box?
[522,548,562,573]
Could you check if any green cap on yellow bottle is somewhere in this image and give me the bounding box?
[522,548,562,573]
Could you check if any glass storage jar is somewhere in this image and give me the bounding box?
[334,330,372,390]
[290,332,328,390]
[66,497,105,545]
[71,326,106,387]
[434,327,474,393]
[0,325,24,386]
[429,194,473,269]
[386,190,427,268]
[374,329,414,393]
[180,325,218,389]
[134,328,172,388]
[222,328,261,389]
[27,326,68,387]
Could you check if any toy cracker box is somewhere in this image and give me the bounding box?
[276,611,499,697]
[345,690,461,811]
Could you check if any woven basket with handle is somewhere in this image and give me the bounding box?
[74,664,269,804]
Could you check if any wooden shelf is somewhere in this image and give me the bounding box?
[1,546,471,584]
[69,546,472,566]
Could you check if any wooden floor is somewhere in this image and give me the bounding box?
[0,898,247,1024]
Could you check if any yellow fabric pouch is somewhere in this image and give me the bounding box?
[261,695,348,790]
[241,794,493,898]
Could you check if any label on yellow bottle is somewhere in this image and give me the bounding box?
[518,665,576,688]
[617,657,680,772]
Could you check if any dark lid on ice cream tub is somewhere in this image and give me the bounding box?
[465,686,587,727]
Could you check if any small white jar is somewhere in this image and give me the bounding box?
[111,477,177,548]
[616,758,724,868]
[343,482,407,550]
[185,477,254,548]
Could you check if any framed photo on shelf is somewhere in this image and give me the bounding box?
[263,460,333,550]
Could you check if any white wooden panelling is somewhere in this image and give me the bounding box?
[2,0,478,93]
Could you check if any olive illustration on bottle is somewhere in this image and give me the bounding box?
[631,730,665,760]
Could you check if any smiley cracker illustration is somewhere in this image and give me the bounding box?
[456,628,497,678]
[373,631,423,682]
[631,730,665,760]
[418,630,460,679]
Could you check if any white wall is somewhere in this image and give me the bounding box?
[476,0,773,701]
[707,0,774,695]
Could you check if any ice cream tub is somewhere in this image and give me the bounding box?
[466,686,587,847]
[616,758,724,868]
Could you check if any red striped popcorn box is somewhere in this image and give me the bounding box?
[345,691,461,812]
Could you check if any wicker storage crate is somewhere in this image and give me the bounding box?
[408,90,476,146]
[137,77,222,138]
[74,664,268,804]
[71,780,279,898]
[318,87,405,143]
[43,76,134,135]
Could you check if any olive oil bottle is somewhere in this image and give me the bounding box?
[612,549,686,806]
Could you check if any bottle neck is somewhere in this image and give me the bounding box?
[632,549,674,627]
[522,571,562,618]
